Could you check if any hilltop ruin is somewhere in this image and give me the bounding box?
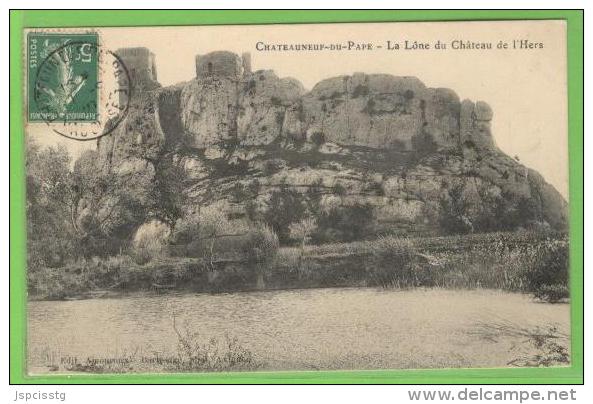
[91,49,566,239]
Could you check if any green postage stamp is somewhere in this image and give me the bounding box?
[25,30,132,140]
[27,32,99,123]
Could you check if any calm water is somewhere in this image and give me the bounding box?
[28,288,569,373]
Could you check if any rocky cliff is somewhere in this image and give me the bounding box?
[90,49,567,242]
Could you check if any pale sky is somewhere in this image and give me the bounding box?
[27,20,568,198]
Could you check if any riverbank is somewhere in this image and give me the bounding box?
[28,231,568,302]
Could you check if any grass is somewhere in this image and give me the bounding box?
[361,233,569,300]
[278,231,569,301]
[39,319,259,374]
[28,231,569,303]
[471,320,570,367]
[27,255,211,300]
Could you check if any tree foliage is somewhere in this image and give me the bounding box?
[27,140,162,264]
[263,187,306,244]
[438,181,542,235]
[71,150,154,256]
[26,141,76,269]
[313,203,375,243]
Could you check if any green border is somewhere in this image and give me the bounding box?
[9,10,584,384]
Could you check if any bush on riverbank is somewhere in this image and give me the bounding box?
[28,231,569,303]
[361,232,568,302]
[131,220,171,264]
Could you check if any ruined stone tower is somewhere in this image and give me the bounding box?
[195,51,251,79]
[115,47,160,95]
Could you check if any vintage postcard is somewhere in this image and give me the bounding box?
[24,20,570,374]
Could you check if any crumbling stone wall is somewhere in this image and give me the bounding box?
[115,47,160,93]
[195,51,247,79]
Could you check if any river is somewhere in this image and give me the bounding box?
[27,288,570,373]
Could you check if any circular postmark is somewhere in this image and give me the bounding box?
[33,40,132,141]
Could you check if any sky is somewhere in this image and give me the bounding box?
[26,20,568,198]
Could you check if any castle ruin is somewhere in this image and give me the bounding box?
[115,47,160,92]
[112,47,495,156]
[195,51,251,79]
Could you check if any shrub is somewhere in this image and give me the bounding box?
[288,218,317,249]
[263,189,306,244]
[28,266,83,300]
[314,203,375,243]
[522,240,569,302]
[170,206,237,261]
[310,132,325,146]
[332,182,347,196]
[27,236,76,271]
[275,247,304,271]
[173,329,257,372]
[366,237,429,288]
[242,223,279,264]
[130,220,171,264]
[533,284,569,304]
[438,183,473,234]
[263,159,283,175]
[365,180,385,196]
[230,182,249,203]
[243,224,279,289]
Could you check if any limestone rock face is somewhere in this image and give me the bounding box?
[177,69,305,148]
[91,49,567,238]
[96,91,165,169]
[238,70,305,145]
[421,88,461,148]
[460,99,495,151]
[179,78,239,148]
[282,74,464,151]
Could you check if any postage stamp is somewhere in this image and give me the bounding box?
[26,31,132,140]
[27,32,99,123]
